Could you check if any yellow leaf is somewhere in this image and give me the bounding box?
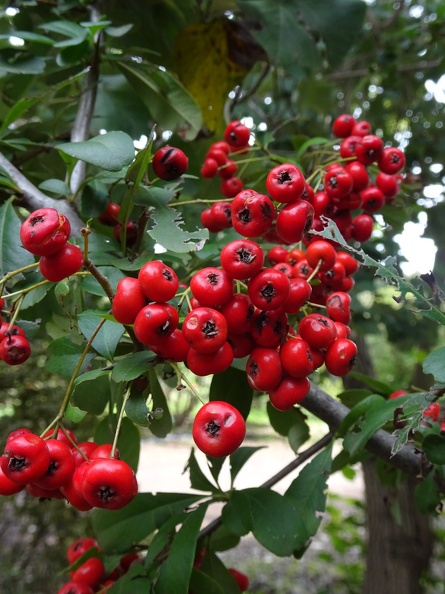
[174,18,253,134]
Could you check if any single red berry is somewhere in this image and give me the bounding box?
[227,332,255,358]
[39,243,83,283]
[220,294,254,334]
[224,120,251,148]
[0,466,25,496]
[351,120,372,136]
[20,208,71,256]
[186,341,234,376]
[324,338,357,376]
[354,134,383,165]
[376,172,401,200]
[32,439,75,491]
[190,267,234,307]
[280,337,314,379]
[150,328,190,362]
[267,246,289,265]
[98,202,120,226]
[246,347,282,392]
[377,146,406,175]
[0,334,31,365]
[218,158,238,179]
[306,240,337,272]
[220,239,264,281]
[282,278,312,314]
[133,303,179,346]
[324,168,353,200]
[250,308,288,348]
[345,161,370,192]
[138,260,179,303]
[71,442,99,468]
[112,277,146,325]
[220,176,244,198]
[268,375,310,411]
[182,307,228,354]
[6,427,32,445]
[113,220,138,247]
[200,157,219,179]
[339,136,362,159]
[248,268,290,311]
[201,208,223,233]
[360,186,385,213]
[70,557,106,590]
[206,148,228,166]
[332,114,355,138]
[43,427,78,447]
[89,443,120,460]
[231,190,275,238]
[152,146,188,180]
[210,201,232,229]
[67,538,100,565]
[423,403,440,422]
[351,213,374,242]
[266,163,305,203]
[57,581,94,594]
[81,458,138,510]
[325,291,352,325]
[60,463,94,512]
[388,389,409,400]
[276,200,314,244]
[298,313,337,350]
[1,433,50,484]
[336,252,359,276]
[192,400,246,457]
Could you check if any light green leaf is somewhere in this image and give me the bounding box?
[77,313,124,360]
[57,131,135,172]
[46,336,95,377]
[0,199,35,277]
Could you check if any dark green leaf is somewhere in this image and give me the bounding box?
[38,178,70,196]
[288,419,311,454]
[337,388,373,408]
[184,448,220,493]
[285,444,333,549]
[229,446,264,484]
[148,369,173,437]
[347,371,394,396]
[422,434,445,465]
[423,347,445,383]
[46,336,95,377]
[112,352,156,383]
[197,550,241,593]
[156,503,209,594]
[222,488,302,556]
[209,367,253,420]
[415,473,441,515]
[0,55,46,74]
[80,266,125,296]
[71,369,110,414]
[93,492,203,554]
[0,199,34,277]
[189,567,227,594]
[266,401,308,437]
[125,389,150,427]
[106,564,151,594]
[57,131,135,171]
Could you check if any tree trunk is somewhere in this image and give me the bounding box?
[343,335,434,594]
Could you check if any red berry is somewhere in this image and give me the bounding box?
[280,337,314,379]
[186,341,234,376]
[98,202,120,226]
[201,157,219,179]
[268,376,310,411]
[138,260,179,303]
[324,338,357,376]
[276,200,314,244]
[0,334,31,365]
[0,466,25,496]
[351,120,372,137]
[250,308,288,348]
[182,307,228,354]
[306,240,337,272]
[57,581,94,594]
[231,191,275,238]
[32,439,75,491]
[298,313,337,350]
[67,538,100,564]
[228,568,250,591]
[332,114,355,138]
[39,243,83,282]
[20,208,71,256]
[70,557,105,590]
[220,294,254,334]
[224,120,250,148]
[133,303,179,346]
[192,400,246,457]
[210,201,232,229]
[112,277,146,324]
[152,146,188,180]
[1,433,50,484]
[190,267,234,307]
[377,146,405,175]
[246,347,282,392]
[248,268,290,311]
[81,458,138,510]
[220,176,243,198]
[220,239,264,281]
[351,213,374,242]
[266,163,305,203]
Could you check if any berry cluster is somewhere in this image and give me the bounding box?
[58,537,140,593]
[200,116,405,245]
[0,427,138,512]
[200,120,250,214]
[20,207,83,283]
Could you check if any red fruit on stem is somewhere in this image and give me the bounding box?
[152,146,188,180]
[20,208,71,256]
[192,400,246,457]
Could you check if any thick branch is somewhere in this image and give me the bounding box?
[0,151,84,235]
[303,382,430,478]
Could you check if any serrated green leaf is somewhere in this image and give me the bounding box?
[93,492,203,554]
[156,503,209,594]
[57,131,135,172]
[184,448,220,493]
[0,199,35,277]
[112,351,156,383]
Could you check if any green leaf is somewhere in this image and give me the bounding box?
[0,199,35,277]
[39,20,88,47]
[196,550,241,593]
[285,444,332,550]
[0,55,46,74]
[0,31,54,45]
[80,265,125,296]
[115,61,203,141]
[71,369,110,415]
[422,434,445,465]
[392,392,436,455]
[93,492,203,554]
[148,369,173,437]
[209,367,253,420]
[106,564,151,594]
[288,419,311,454]
[125,389,150,427]
[229,446,264,484]
[415,473,441,515]
[105,24,134,38]
[222,488,303,556]
[296,136,329,159]
[423,347,445,383]
[38,178,70,196]
[134,186,208,254]
[156,503,209,594]
[299,0,367,67]
[57,131,135,172]
[0,97,42,133]
[347,371,394,396]
[21,281,52,309]
[77,313,124,360]
[94,416,140,472]
[112,351,156,383]
[189,567,227,594]
[184,448,220,493]
[46,336,95,377]
[266,401,308,438]
[337,388,374,408]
